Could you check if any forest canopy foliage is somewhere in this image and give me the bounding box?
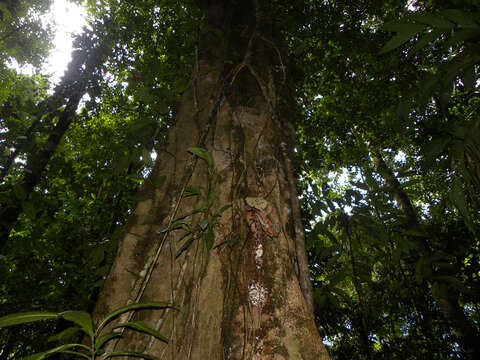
[0,0,479,359]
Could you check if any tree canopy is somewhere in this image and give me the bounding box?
[1,0,479,359]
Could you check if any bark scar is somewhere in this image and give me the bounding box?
[246,206,279,238]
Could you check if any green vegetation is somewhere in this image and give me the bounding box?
[1,0,479,359]
[0,302,170,359]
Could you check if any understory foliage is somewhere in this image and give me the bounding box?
[0,0,479,359]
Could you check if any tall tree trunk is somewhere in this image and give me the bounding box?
[93,1,329,359]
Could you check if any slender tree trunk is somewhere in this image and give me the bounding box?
[0,95,81,249]
[93,1,329,359]
[368,145,480,359]
[0,36,106,251]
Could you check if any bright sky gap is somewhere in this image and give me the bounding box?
[10,0,86,85]
[45,0,87,84]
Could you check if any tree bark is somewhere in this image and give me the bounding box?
[93,1,329,359]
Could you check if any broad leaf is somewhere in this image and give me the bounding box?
[60,311,94,337]
[22,201,37,219]
[205,228,214,250]
[380,21,426,54]
[12,183,27,201]
[408,28,445,57]
[380,32,417,54]
[0,312,58,327]
[422,137,449,167]
[185,185,201,196]
[102,351,160,359]
[188,147,214,167]
[23,344,90,360]
[96,302,170,334]
[176,237,194,258]
[440,9,480,28]
[410,13,454,28]
[141,147,153,166]
[198,218,209,230]
[95,331,123,350]
[48,326,81,342]
[113,321,168,343]
[382,21,426,33]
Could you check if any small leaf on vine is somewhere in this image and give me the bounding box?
[205,229,214,250]
[188,147,214,167]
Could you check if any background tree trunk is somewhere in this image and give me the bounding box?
[0,39,105,251]
[93,1,329,359]
[369,146,480,358]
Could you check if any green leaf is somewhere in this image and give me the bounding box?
[415,259,425,284]
[188,147,214,167]
[113,321,168,343]
[59,311,94,337]
[450,178,466,213]
[229,234,241,246]
[23,344,90,360]
[215,204,232,217]
[48,326,81,343]
[22,201,37,219]
[313,222,338,245]
[96,302,170,335]
[382,21,426,33]
[331,287,350,299]
[173,80,190,94]
[142,148,153,166]
[0,311,58,328]
[206,191,215,209]
[185,185,201,196]
[440,9,480,28]
[449,178,473,234]
[90,247,105,266]
[167,220,186,231]
[205,228,214,250]
[93,279,105,288]
[326,253,340,269]
[176,237,194,258]
[415,258,432,284]
[0,3,12,20]
[441,54,479,85]
[328,273,346,287]
[379,22,425,54]
[95,331,123,350]
[315,292,328,308]
[408,28,445,57]
[171,208,202,222]
[379,33,415,54]
[102,351,160,359]
[423,137,450,167]
[95,265,110,277]
[410,13,454,29]
[198,218,209,230]
[13,183,27,201]
[443,29,480,49]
